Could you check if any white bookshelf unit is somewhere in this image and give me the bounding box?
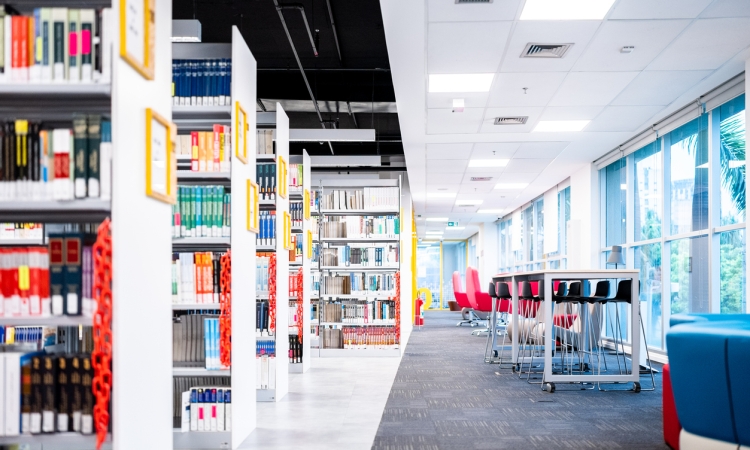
[311,179,405,358]
[288,150,311,374]
[171,27,258,449]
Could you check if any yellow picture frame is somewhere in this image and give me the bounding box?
[306,230,313,260]
[283,211,293,250]
[303,189,311,220]
[145,108,175,204]
[120,0,155,80]
[246,179,259,233]
[235,101,248,164]
[278,156,288,199]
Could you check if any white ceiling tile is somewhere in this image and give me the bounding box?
[586,105,663,132]
[427,92,489,109]
[611,70,712,105]
[425,204,456,213]
[487,72,568,107]
[471,142,521,158]
[427,173,464,185]
[461,171,502,183]
[480,107,544,133]
[426,159,468,174]
[548,72,639,106]
[427,0,523,22]
[425,184,460,193]
[700,0,750,18]
[647,18,750,71]
[540,106,604,120]
[426,143,474,160]
[514,142,570,159]
[505,158,552,173]
[495,172,540,183]
[428,21,512,74]
[500,21,601,72]
[459,184,495,194]
[573,20,691,72]
[609,0,714,19]
[453,205,480,214]
[427,108,485,134]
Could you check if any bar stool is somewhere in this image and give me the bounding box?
[485,281,510,363]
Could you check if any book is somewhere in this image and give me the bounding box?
[79,9,94,81]
[51,8,66,82]
[72,114,87,198]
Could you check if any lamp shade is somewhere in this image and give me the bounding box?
[607,245,625,266]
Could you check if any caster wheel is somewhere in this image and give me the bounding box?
[511,365,517,373]
[545,382,555,393]
[582,363,590,372]
[493,350,498,357]
[633,382,641,393]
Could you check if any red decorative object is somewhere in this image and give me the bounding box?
[392,271,400,345]
[296,268,303,343]
[91,219,112,450]
[268,253,277,332]
[219,251,232,368]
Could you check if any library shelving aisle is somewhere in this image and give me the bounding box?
[312,179,405,357]
[288,150,311,373]
[0,1,172,449]
[255,107,290,401]
[171,27,257,449]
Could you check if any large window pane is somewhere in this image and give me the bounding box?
[635,243,663,348]
[442,241,467,309]
[604,159,627,246]
[634,142,663,241]
[535,198,544,260]
[562,187,570,255]
[720,230,746,313]
[668,116,709,234]
[417,243,441,310]
[719,94,746,226]
[524,206,534,261]
[670,236,709,315]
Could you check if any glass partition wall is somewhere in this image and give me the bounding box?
[417,240,468,310]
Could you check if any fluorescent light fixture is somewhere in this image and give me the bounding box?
[533,120,590,132]
[429,74,494,93]
[425,217,450,222]
[520,0,616,20]
[494,183,528,190]
[468,159,509,168]
[172,20,202,42]
[456,199,483,205]
[620,183,627,190]
[446,226,466,230]
[452,98,465,113]
[478,209,504,214]
[426,192,457,198]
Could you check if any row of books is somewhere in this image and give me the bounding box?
[0,352,95,436]
[256,212,276,246]
[174,128,231,173]
[319,300,396,324]
[320,245,399,267]
[319,216,400,239]
[171,252,227,305]
[290,202,303,228]
[288,163,303,189]
[257,163,276,201]
[172,313,225,370]
[172,185,231,239]
[255,255,302,297]
[256,301,271,336]
[0,117,112,202]
[288,335,302,364]
[319,273,396,295]
[0,223,42,240]
[0,8,111,83]
[289,234,301,263]
[182,387,232,432]
[171,59,232,107]
[319,326,399,350]
[256,351,276,390]
[173,377,230,430]
[255,130,273,155]
[315,187,399,211]
[1,326,45,346]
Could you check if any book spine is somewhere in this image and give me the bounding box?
[72,114,87,198]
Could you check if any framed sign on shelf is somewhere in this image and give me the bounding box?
[283,211,293,250]
[235,101,248,164]
[306,230,312,260]
[246,180,259,233]
[303,189,310,220]
[120,0,155,79]
[278,156,288,199]
[145,108,175,204]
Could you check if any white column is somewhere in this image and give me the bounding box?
[478,222,498,284]
[569,163,601,269]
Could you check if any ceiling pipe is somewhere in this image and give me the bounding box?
[273,0,334,155]
[346,101,358,128]
[276,3,318,57]
[325,0,342,63]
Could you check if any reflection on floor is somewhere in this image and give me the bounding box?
[373,311,666,450]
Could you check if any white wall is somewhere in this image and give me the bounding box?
[400,176,413,349]
[569,163,601,270]
[478,222,498,286]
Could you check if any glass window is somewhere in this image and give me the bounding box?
[468,235,478,269]
[634,242,662,348]
[417,243,441,310]
[720,229,746,313]
[498,221,508,269]
[634,142,663,241]
[604,159,627,246]
[523,206,534,262]
[669,236,709,315]
[561,187,570,256]
[719,94,746,226]
[668,116,709,235]
[535,198,544,260]
[442,241,467,309]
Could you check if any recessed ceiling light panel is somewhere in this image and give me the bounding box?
[469,159,508,167]
[494,183,528,190]
[428,74,494,93]
[520,0,616,20]
[456,199,483,206]
[425,217,450,222]
[533,120,590,132]
[477,209,504,214]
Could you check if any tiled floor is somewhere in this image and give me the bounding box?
[238,356,402,450]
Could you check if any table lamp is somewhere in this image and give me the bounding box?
[607,245,625,269]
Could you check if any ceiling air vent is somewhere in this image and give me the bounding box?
[521,43,573,58]
[494,116,528,125]
[455,0,493,3]
[470,177,493,182]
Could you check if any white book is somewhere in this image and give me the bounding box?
[189,390,198,431]
[180,391,190,432]
[4,353,20,437]
[216,390,225,431]
[100,8,112,84]
[269,356,276,390]
[209,389,217,431]
[224,391,231,431]
[260,356,268,389]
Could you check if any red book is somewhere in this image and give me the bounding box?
[212,125,221,172]
[11,16,21,74]
[9,248,21,316]
[39,248,50,316]
[28,248,43,316]
[0,249,8,316]
[19,16,28,79]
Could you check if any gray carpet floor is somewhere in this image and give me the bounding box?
[372,311,667,450]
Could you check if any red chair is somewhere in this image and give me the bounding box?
[452,271,479,327]
[663,364,681,449]
[466,267,493,335]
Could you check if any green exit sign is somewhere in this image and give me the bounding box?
[447,221,459,227]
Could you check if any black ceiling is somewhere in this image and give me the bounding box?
[172,0,402,156]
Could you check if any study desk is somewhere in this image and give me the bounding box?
[492,269,640,391]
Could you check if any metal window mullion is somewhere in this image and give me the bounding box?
[664,229,710,242]
[714,222,747,233]
[709,109,722,314]
[660,134,669,350]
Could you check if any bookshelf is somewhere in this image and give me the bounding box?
[170,28,257,449]
[255,106,290,402]
[311,179,405,358]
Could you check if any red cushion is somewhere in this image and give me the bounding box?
[553,314,577,328]
[663,364,681,449]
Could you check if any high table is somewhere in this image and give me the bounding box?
[492,269,640,392]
